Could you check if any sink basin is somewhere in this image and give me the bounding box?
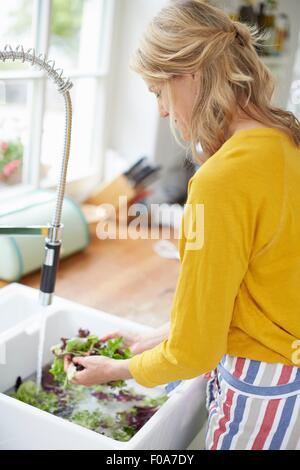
[0,283,207,450]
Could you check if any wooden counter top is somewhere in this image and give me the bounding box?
[21,227,180,328]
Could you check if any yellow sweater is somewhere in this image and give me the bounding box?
[128,127,300,387]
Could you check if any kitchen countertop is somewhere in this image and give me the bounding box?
[20,225,180,328]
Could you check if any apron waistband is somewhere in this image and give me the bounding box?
[218,362,300,398]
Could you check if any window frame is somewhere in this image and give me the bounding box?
[0,0,115,198]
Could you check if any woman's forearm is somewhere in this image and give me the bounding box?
[71,323,171,386]
[130,322,170,355]
[112,324,169,382]
[141,321,170,348]
[113,359,132,381]
[153,321,170,341]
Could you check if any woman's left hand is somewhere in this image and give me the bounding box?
[64,355,132,387]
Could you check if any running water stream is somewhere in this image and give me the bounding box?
[36,314,47,390]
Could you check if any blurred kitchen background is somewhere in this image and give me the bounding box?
[0,0,300,299]
[0,0,299,202]
[2,1,298,451]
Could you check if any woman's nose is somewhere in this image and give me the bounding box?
[159,106,169,118]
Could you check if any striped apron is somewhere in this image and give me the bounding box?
[205,355,300,450]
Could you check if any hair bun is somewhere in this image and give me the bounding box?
[232,22,254,47]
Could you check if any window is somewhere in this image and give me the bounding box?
[0,0,114,194]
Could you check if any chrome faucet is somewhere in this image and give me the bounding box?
[0,45,73,307]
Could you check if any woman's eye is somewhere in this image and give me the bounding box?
[155,92,161,99]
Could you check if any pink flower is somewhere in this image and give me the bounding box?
[0,141,8,152]
[2,159,20,177]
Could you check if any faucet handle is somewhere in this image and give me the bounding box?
[39,242,61,306]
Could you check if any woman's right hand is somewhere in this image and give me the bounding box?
[99,323,170,356]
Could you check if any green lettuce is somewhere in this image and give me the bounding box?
[49,357,66,384]
[49,330,132,384]
[12,381,59,414]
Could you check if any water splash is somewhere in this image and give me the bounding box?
[36,315,47,390]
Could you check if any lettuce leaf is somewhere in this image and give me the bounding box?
[49,357,65,384]
[50,331,132,384]
[12,381,59,414]
[65,335,99,353]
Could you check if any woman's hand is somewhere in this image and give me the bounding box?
[63,323,170,387]
[98,330,146,355]
[64,355,132,387]
[100,323,170,355]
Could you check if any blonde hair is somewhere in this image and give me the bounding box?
[131,0,300,161]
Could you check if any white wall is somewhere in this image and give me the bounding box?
[276,0,300,108]
[106,0,169,164]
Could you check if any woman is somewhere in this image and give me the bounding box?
[65,1,300,450]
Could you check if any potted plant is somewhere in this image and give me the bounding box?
[0,138,23,185]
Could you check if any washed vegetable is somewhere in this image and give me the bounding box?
[68,410,103,431]
[12,381,59,414]
[112,426,136,442]
[66,363,77,382]
[114,397,168,441]
[49,329,132,385]
[49,357,65,384]
[8,328,168,442]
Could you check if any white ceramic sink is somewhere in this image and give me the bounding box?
[0,283,207,450]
